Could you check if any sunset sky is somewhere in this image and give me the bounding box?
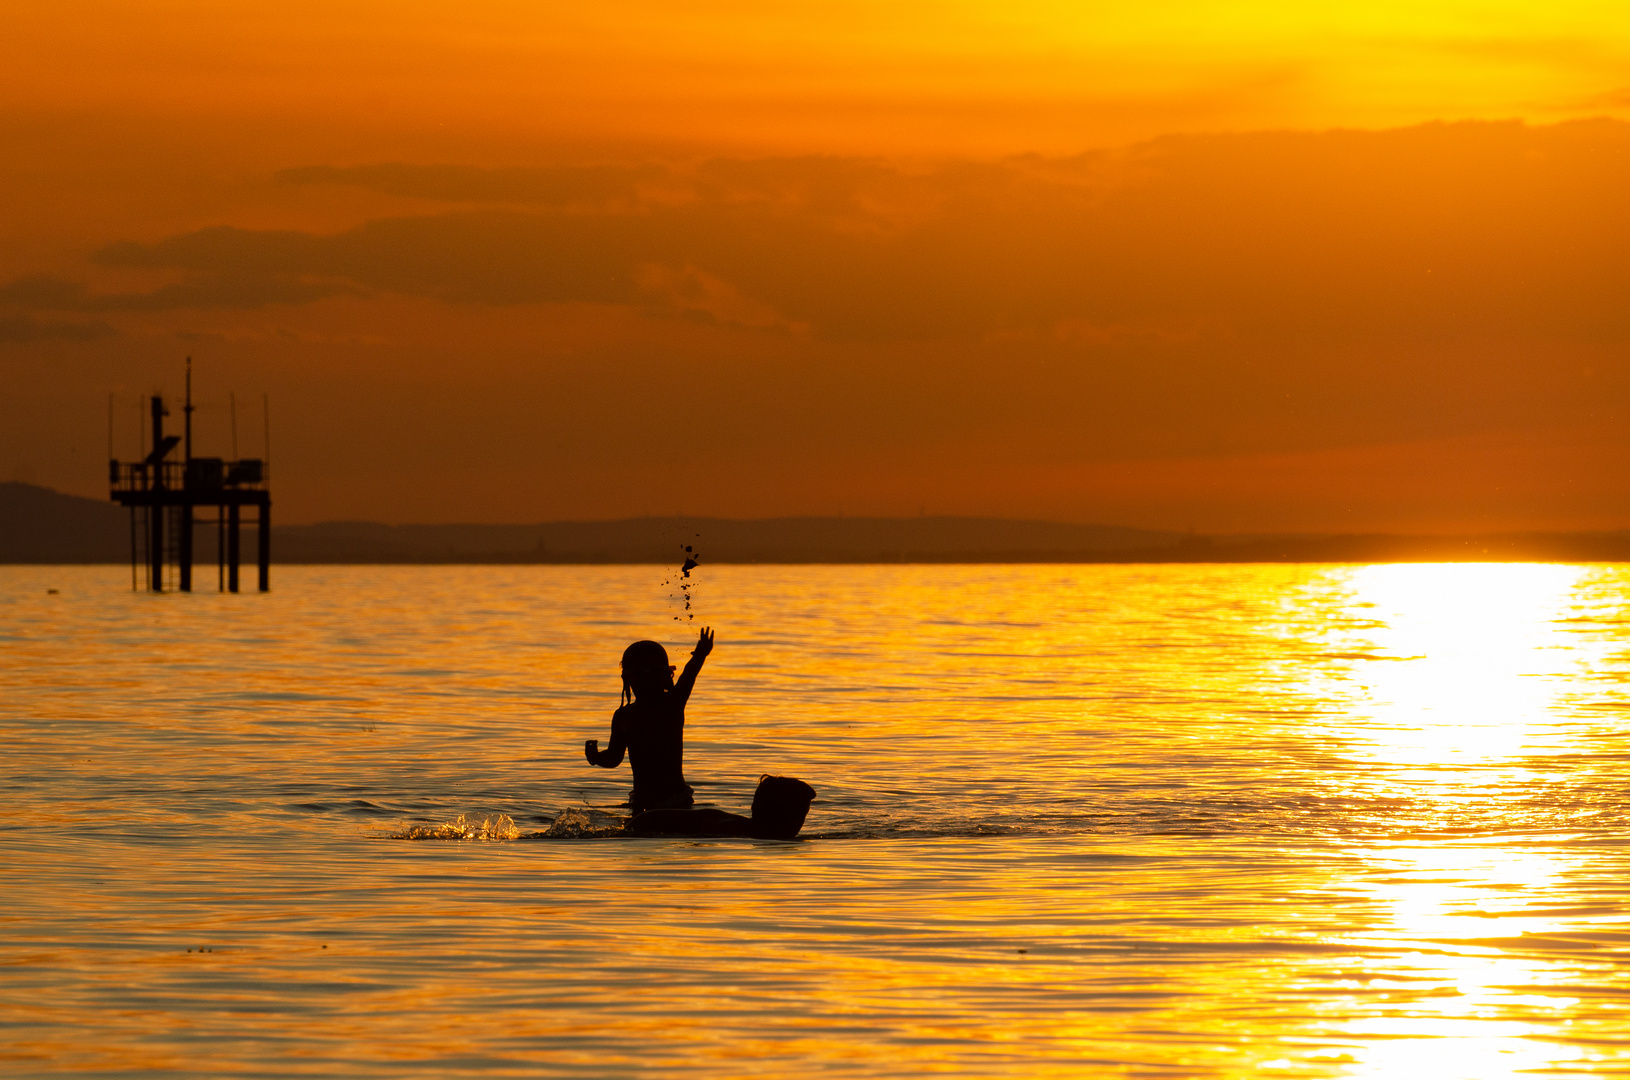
[3,1,1629,531]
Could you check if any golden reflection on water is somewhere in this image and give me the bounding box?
[1322,563,1587,770]
[4,563,1629,1078]
[1329,843,1590,1080]
[1289,564,1613,1079]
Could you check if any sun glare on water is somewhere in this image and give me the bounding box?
[1318,562,1592,773]
[1280,563,1618,1079]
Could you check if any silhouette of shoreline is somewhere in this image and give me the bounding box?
[5,482,1629,565]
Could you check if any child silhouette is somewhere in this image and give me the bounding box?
[585,627,714,814]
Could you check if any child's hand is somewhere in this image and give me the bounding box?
[693,626,715,659]
[584,739,599,762]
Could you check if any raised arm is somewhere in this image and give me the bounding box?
[673,626,714,703]
[585,710,628,768]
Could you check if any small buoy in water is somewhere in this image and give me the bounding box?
[1016,948,1028,954]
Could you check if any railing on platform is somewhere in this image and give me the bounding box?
[109,458,267,494]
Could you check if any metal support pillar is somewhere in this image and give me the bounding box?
[149,502,165,592]
[180,358,194,593]
[257,500,271,592]
[179,505,193,592]
[148,396,167,592]
[228,503,241,593]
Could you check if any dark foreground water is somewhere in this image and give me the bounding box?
[3,563,1629,1077]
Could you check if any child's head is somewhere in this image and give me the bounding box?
[621,639,674,704]
[750,775,818,839]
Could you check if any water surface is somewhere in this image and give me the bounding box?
[3,563,1629,1077]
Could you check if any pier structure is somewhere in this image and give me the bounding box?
[109,364,271,592]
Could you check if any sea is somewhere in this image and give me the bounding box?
[3,562,1628,1078]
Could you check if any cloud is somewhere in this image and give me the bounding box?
[0,313,115,344]
[15,119,1630,347]
[275,163,671,209]
[0,276,91,308]
[3,245,358,313]
[633,263,805,330]
[95,225,324,275]
[91,214,643,307]
[98,276,360,310]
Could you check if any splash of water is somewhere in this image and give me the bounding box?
[660,536,702,622]
[538,807,623,838]
[390,813,520,841]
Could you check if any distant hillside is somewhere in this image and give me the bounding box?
[0,482,129,562]
[5,482,1629,564]
[1161,531,1630,563]
[0,483,1180,564]
[275,520,1630,564]
[274,516,1182,563]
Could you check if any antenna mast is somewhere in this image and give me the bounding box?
[184,356,194,463]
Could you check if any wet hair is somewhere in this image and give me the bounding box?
[620,640,670,706]
[749,775,818,840]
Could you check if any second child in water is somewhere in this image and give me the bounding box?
[585,627,714,813]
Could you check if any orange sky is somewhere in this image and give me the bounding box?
[3,2,1630,531]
